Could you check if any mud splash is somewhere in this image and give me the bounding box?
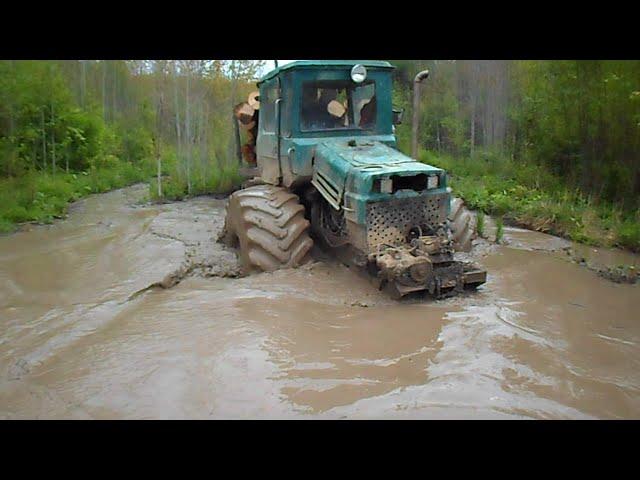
[1,186,639,419]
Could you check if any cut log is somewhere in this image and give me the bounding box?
[241,144,257,164]
[248,91,260,110]
[327,100,346,118]
[234,102,255,125]
[239,120,256,131]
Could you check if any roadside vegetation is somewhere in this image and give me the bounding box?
[1,60,639,253]
[0,60,261,232]
[148,163,242,202]
[0,162,151,232]
[393,60,640,252]
[420,149,640,251]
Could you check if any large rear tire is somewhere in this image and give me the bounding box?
[448,197,477,252]
[219,185,314,273]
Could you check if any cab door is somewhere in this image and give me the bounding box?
[256,78,280,185]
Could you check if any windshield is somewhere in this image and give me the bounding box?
[300,80,376,131]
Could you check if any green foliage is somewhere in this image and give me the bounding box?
[116,123,154,165]
[618,216,640,250]
[421,147,640,252]
[3,59,638,256]
[476,211,485,238]
[392,60,640,212]
[512,60,640,206]
[495,217,504,244]
[149,163,242,202]
[0,217,13,233]
[0,159,152,232]
[0,59,260,231]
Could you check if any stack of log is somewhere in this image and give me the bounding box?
[234,91,260,165]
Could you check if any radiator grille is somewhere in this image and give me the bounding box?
[366,193,448,248]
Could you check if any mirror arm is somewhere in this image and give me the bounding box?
[412,69,430,159]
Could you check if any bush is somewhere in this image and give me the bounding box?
[0,217,14,233]
[0,159,151,232]
[476,211,485,238]
[149,176,187,202]
[149,162,242,202]
[617,217,640,251]
[420,147,640,252]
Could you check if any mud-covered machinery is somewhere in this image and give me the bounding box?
[220,60,486,298]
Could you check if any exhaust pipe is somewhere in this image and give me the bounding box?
[412,69,430,160]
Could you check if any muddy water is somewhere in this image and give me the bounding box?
[1,186,639,419]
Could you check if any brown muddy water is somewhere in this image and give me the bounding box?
[1,185,639,419]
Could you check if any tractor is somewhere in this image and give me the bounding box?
[219,60,486,299]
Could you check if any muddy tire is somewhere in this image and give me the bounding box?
[219,185,314,273]
[448,197,477,252]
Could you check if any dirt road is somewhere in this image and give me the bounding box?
[0,185,638,419]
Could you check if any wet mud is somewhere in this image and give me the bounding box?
[0,185,638,419]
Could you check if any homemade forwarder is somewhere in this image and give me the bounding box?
[220,60,486,299]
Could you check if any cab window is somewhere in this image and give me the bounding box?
[260,82,278,133]
[300,80,376,131]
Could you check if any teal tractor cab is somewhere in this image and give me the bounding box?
[220,60,486,298]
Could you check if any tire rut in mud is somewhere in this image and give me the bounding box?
[126,198,243,298]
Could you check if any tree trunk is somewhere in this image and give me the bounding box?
[8,61,15,138]
[470,94,476,158]
[173,63,182,167]
[158,90,164,199]
[185,67,192,195]
[154,61,165,199]
[229,63,238,164]
[41,109,47,170]
[201,100,208,185]
[51,101,56,175]
[102,61,107,121]
[157,143,162,199]
[80,60,86,107]
[112,61,117,122]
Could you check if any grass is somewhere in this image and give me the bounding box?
[419,149,640,252]
[4,143,638,255]
[0,160,152,233]
[0,156,244,234]
[476,211,485,238]
[148,164,243,202]
[495,217,504,244]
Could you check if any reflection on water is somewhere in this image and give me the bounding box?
[0,186,638,419]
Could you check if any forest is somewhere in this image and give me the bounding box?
[0,60,639,251]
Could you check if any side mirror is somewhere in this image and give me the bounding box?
[392,108,404,125]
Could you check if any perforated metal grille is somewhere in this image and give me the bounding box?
[366,193,448,248]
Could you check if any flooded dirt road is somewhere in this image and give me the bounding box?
[1,185,639,419]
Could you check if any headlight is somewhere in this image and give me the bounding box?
[427,175,439,189]
[351,64,367,83]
